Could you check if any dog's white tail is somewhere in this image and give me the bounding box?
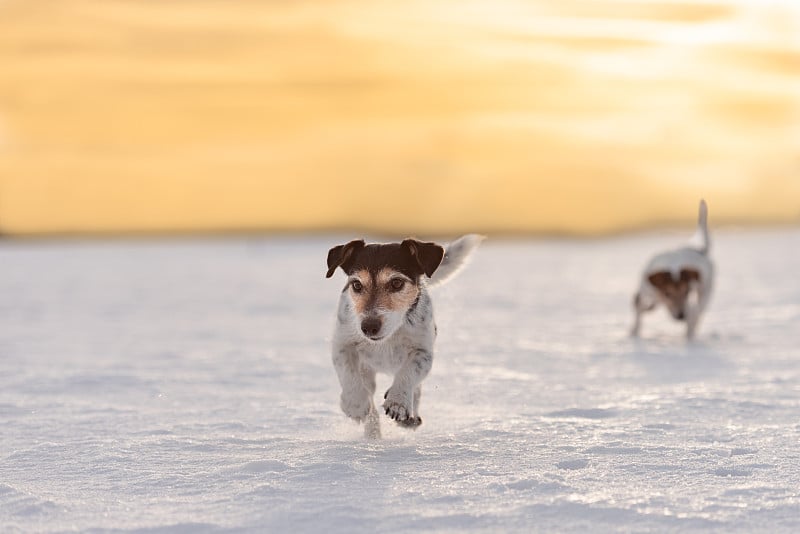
[689,199,710,254]
[427,234,484,288]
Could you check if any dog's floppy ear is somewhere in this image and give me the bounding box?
[647,271,673,289]
[402,238,445,278]
[326,239,365,278]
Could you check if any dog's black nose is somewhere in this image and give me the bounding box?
[361,317,382,337]
[676,310,686,320]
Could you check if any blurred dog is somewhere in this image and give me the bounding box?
[631,200,713,339]
[326,234,483,438]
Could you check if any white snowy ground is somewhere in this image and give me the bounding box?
[1,228,799,533]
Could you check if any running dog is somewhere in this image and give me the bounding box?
[326,234,483,438]
[631,200,713,340]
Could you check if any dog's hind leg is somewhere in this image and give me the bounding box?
[364,405,381,439]
[361,366,381,439]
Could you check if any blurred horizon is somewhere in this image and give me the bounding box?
[1,0,798,238]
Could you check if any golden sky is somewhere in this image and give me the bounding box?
[0,0,798,236]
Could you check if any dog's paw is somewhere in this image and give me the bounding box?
[383,399,409,422]
[397,416,422,429]
[340,393,371,422]
[382,388,413,424]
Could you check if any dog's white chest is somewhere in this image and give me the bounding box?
[358,338,409,374]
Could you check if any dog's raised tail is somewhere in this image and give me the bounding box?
[427,234,485,288]
[690,199,710,254]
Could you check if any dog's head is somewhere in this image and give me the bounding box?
[648,268,700,320]
[326,238,445,341]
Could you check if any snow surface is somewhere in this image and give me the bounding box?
[1,229,799,533]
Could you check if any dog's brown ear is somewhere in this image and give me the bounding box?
[680,268,700,282]
[647,271,673,289]
[326,239,365,278]
[402,238,445,278]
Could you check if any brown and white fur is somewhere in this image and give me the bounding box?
[631,200,713,340]
[326,234,483,438]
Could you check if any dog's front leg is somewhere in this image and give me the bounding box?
[332,346,374,424]
[685,281,705,340]
[631,309,643,338]
[383,348,431,426]
[631,290,656,337]
[631,291,645,337]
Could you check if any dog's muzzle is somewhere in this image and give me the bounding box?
[360,317,382,339]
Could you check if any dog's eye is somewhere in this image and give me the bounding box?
[351,280,363,293]
[390,279,405,292]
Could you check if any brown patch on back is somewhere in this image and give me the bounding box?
[348,267,420,316]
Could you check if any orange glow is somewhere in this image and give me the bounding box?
[0,0,798,236]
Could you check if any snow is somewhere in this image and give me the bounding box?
[1,229,799,532]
